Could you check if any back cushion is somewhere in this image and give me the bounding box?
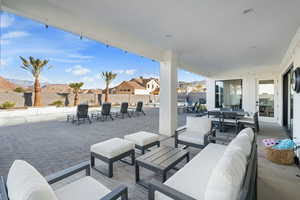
[187,117,212,133]
[7,160,57,200]
[239,128,254,142]
[228,134,252,157]
[205,149,246,200]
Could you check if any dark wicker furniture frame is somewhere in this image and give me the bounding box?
[174,121,216,149]
[0,161,128,200]
[135,146,189,188]
[91,149,135,178]
[149,136,258,200]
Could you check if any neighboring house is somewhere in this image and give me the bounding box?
[146,79,160,94]
[113,76,160,95]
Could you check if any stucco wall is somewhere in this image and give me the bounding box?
[0,92,160,107]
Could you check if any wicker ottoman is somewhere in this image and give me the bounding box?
[91,138,135,177]
[124,131,160,154]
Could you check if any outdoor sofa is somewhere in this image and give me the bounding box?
[0,160,128,200]
[149,127,257,200]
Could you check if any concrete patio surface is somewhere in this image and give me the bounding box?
[0,107,299,200]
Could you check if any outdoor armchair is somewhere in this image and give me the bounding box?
[175,117,216,149]
[0,160,128,200]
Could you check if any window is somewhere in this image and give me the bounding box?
[215,79,242,109]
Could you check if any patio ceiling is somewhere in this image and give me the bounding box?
[2,0,300,77]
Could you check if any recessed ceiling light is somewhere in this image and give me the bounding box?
[243,8,254,15]
[165,34,172,38]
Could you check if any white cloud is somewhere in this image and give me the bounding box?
[0,39,9,45]
[0,13,14,28]
[125,69,136,75]
[50,58,80,63]
[81,76,95,82]
[113,69,137,75]
[65,65,90,76]
[68,54,94,60]
[0,59,7,67]
[113,69,125,74]
[2,31,29,39]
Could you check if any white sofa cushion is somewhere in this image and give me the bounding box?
[124,131,159,146]
[205,148,247,200]
[178,130,205,145]
[55,176,111,200]
[238,128,254,142]
[155,143,226,200]
[186,117,212,133]
[7,160,57,200]
[228,133,252,157]
[91,138,134,158]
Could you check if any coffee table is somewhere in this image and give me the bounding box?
[135,146,189,187]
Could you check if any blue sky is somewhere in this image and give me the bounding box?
[0,11,204,89]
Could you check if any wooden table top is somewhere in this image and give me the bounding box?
[136,146,189,170]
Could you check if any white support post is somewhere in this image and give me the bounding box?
[159,52,178,136]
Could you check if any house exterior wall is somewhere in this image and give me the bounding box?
[146,80,159,94]
[206,74,280,122]
[134,89,149,95]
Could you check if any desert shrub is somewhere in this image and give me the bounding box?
[50,100,64,107]
[14,87,26,93]
[0,101,16,109]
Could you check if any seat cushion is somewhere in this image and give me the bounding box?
[55,177,111,200]
[186,116,212,133]
[178,130,205,145]
[124,131,159,146]
[7,160,57,200]
[205,148,247,200]
[91,138,134,158]
[156,143,226,200]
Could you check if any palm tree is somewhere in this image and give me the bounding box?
[20,56,52,106]
[69,82,84,106]
[101,71,117,102]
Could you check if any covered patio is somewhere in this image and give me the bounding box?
[1,1,300,200]
[0,108,299,199]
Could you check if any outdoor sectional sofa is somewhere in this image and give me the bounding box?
[149,127,257,200]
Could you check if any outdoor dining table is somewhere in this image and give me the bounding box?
[207,110,250,118]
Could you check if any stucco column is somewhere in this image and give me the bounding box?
[159,52,178,136]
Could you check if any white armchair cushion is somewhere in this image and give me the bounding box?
[55,177,111,200]
[186,117,212,133]
[7,160,57,200]
[205,148,246,200]
[178,130,205,145]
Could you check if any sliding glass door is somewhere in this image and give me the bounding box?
[257,80,277,122]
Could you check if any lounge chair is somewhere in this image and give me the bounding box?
[0,160,128,200]
[97,103,114,121]
[114,102,131,118]
[68,104,92,125]
[131,101,145,116]
[175,117,216,149]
